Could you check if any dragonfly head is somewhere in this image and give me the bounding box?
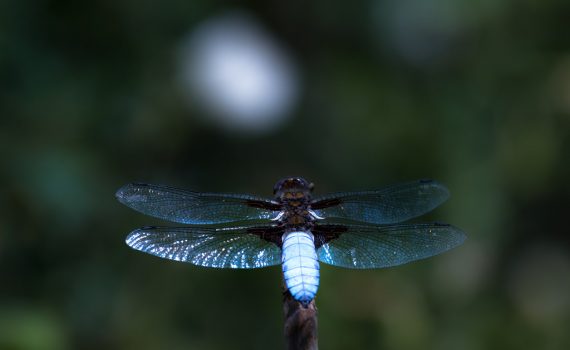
[273,177,314,201]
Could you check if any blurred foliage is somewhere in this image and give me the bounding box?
[1,0,570,349]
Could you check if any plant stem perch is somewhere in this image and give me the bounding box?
[283,283,318,350]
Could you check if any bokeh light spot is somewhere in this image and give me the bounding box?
[178,12,299,134]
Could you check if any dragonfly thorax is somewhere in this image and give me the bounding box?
[273,177,316,232]
[278,205,316,232]
[281,199,317,233]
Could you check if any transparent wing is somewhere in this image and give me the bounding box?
[126,225,282,269]
[316,222,466,269]
[116,183,281,225]
[311,179,449,224]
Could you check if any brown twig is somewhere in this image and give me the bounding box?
[282,283,318,350]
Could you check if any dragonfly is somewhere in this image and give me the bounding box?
[116,177,466,306]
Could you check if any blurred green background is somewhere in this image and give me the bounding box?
[2,0,570,349]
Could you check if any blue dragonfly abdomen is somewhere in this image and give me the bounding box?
[281,231,320,305]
